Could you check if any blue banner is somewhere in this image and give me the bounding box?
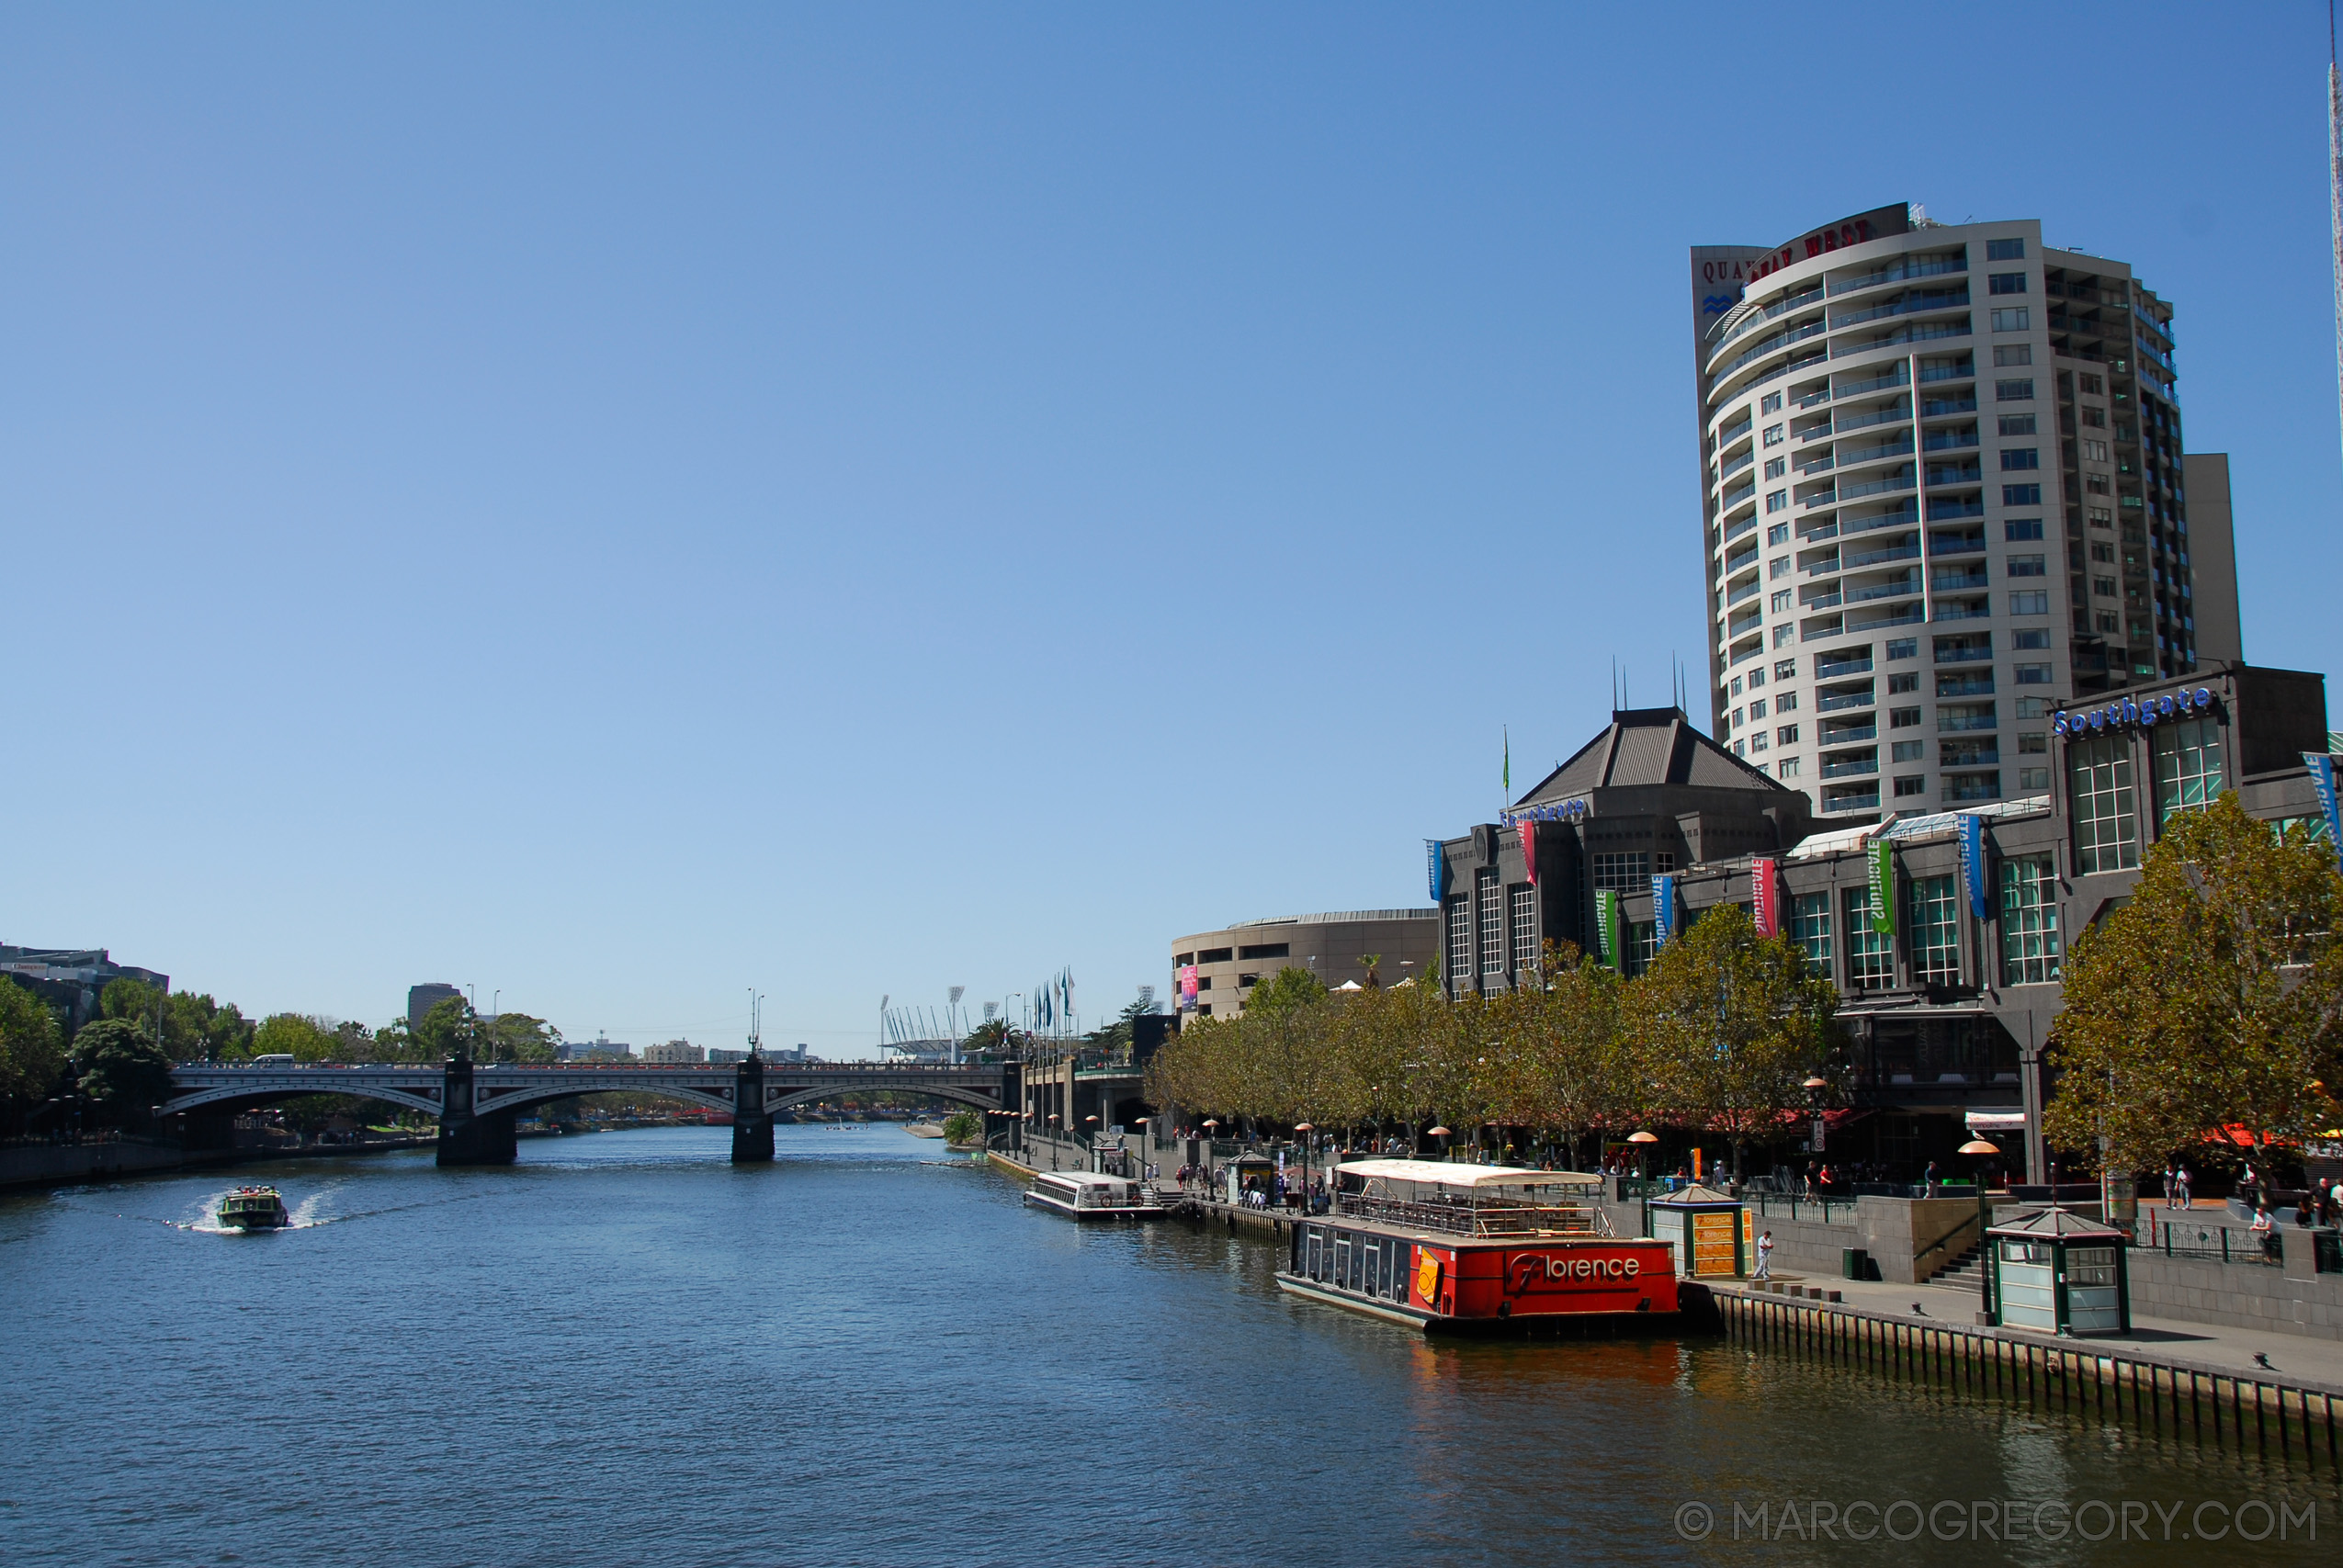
[1651,874,1677,947]
[1426,840,1446,904]
[2305,753,2343,859]
[1957,813,1989,919]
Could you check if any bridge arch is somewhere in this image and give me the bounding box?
[159,1084,444,1120]
[765,1084,1001,1116]
[472,1082,735,1119]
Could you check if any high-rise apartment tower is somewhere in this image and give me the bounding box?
[1689,204,2227,823]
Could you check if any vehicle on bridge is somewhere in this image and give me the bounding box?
[1279,1160,1681,1336]
[217,1186,291,1231]
[1024,1170,1163,1222]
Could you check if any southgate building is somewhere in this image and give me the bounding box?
[1689,204,2240,826]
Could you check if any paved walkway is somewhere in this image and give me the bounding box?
[1748,1268,2343,1393]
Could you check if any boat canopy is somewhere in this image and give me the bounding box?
[1035,1171,1132,1189]
[1336,1159,1600,1190]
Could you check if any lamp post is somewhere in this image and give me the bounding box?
[1294,1122,1313,1213]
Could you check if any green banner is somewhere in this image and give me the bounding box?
[1867,837,1896,936]
[1597,889,1621,968]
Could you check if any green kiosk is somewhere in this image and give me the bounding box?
[1984,1206,2131,1336]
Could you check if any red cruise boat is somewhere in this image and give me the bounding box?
[1277,1159,1681,1335]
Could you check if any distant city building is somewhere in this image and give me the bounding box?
[641,1039,705,1064]
[1170,909,1439,1020]
[705,1047,748,1065]
[407,983,462,1030]
[0,947,170,1032]
[558,1032,636,1062]
[1691,204,2240,824]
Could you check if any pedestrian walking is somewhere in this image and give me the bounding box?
[1754,1230,1774,1280]
[1923,1159,1940,1199]
[2175,1165,2192,1210]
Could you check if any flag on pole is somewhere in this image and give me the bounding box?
[1502,727,1511,799]
[1516,819,1536,886]
[1596,890,1621,969]
[2306,752,2343,858]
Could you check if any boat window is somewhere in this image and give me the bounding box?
[1350,1236,1366,1294]
[1334,1233,1351,1288]
[1306,1227,1322,1279]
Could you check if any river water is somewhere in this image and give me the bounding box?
[0,1125,2329,1566]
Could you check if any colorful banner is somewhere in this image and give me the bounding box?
[2305,752,2343,858]
[1596,889,1621,969]
[1517,819,1537,886]
[1750,858,1779,938]
[1177,965,1197,1012]
[1426,840,1446,904]
[1956,813,1988,919]
[1651,874,1677,947]
[1866,837,1896,936]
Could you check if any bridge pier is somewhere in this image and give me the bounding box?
[436,1056,518,1167]
[730,1054,773,1164]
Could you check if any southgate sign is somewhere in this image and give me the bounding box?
[2051,687,2216,739]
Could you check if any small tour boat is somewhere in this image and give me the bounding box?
[905,1121,946,1139]
[1023,1169,1165,1221]
[1277,1159,1680,1335]
[216,1186,291,1232]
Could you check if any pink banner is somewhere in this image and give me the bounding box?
[1517,819,1536,886]
[1751,858,1780,938]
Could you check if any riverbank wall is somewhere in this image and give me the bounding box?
[0,1135,431,1193]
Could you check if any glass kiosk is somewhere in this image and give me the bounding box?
[1985,1206,2131,1336]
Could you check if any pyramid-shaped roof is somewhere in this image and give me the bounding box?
[1986,1205,2126,1240]
[1513,707,1789,807]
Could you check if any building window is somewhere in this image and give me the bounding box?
[2012,628,2051,649]
[1986,238,2026,261]
[1771,589,1793,613]
[1762,390,1783,414]
[2152,716,2224,824]
[1770,555,1791,580]
[1774,659,1796,680]
[1764,457,1787,480]
[1238,942,1290,960]
[1999,448,2039,471]
[1775,692,1797,712]
[1987,272,2029,295]
[2005,554,2045,577]
[1763,423,1784,446]
[2068,732,2139,874]
[1590,852,1650,894]
[1891,739,1923,761]
[1773,624,1796,648]
[1999,854,2060,985]
[1890,707,1920,728]
[1768,522,1791,546]
[2078,373,2103,394]
[2019,766,2050,790]
[1995,378,2035,401]
[1477,873,1505,977]
[1446,899,1471,985]
[1989,307,2031,333]
[1844,884,1895,987]
[1510,884,1537,978]
[1778,756,1801,777]
[1766,489,1787,513]
[1993,344,2032,368]
[1624,921,1658,978]
[1776,724,1799,746]
[1909,874,1960,984]
[2009,591,2050,615]
[2002,484,2041,506]
[2005,518,2043,539]
[1791,891,1832,971]
[1886,637,1918,660]
[1893,773,1928,796]
[1998,414,2037,437]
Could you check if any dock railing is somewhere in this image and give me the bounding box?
[1336,1193,1610,1238]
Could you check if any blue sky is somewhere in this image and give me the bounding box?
[6,5,2338,1052]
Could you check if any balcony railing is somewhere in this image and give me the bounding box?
[1845,542,1920,570]
[1820,724,1878,744]
[1935,679,1995,698]
[1800,591,1843,610]
[1834,402,1910,434]
[1814,656,1873,678]
[1932,601,1993,621]
[1940,749,2001,767]
[1716,415,1753,446]
[1820,758,1880,779]
[1725,545,1759,575]
[1715,317,1828,379]
[1828,286,1970,331]
[1817,691,1876,712]
[1726,578,1762,605]
[1939,715,1998,733]
[1927,496,1985,520]
[1839,436,1916,467]
[1921,430,1980,452]
[1936,646,1993,663]
[1918,360,1975,384]
[1797,454,1836,476]
[1930,570,1989,590]
[1822,790,1881,811]
[1924,462,1983,486]
[1834,367,1911,399]
[1718,449,1754,481]
[1920,395,1979,416]
[1847,575,1920,603]
[1832,318,1973,357]
[1828,254,1966,298]
[1722,480,1757,510]
[1849,607,1925,631]
[1839,469,1915,502]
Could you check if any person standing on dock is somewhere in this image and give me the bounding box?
[1754,1231,1774,1280]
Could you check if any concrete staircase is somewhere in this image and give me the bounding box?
[1925,1238,1986,1289]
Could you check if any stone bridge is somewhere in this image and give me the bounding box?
[160,1056,1016,1166]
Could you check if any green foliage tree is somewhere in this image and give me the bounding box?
[0,976,67,1107]
[1622,903,1838,1180]
[412,996,476,1060]
[479,1011,560,1064]
[1244,965,1328,1020]
[71,1019,177,1124]
[941,1110,982,1144]
[2044,794,2343,1178]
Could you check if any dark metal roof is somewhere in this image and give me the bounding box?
[1513,706,1791,806]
